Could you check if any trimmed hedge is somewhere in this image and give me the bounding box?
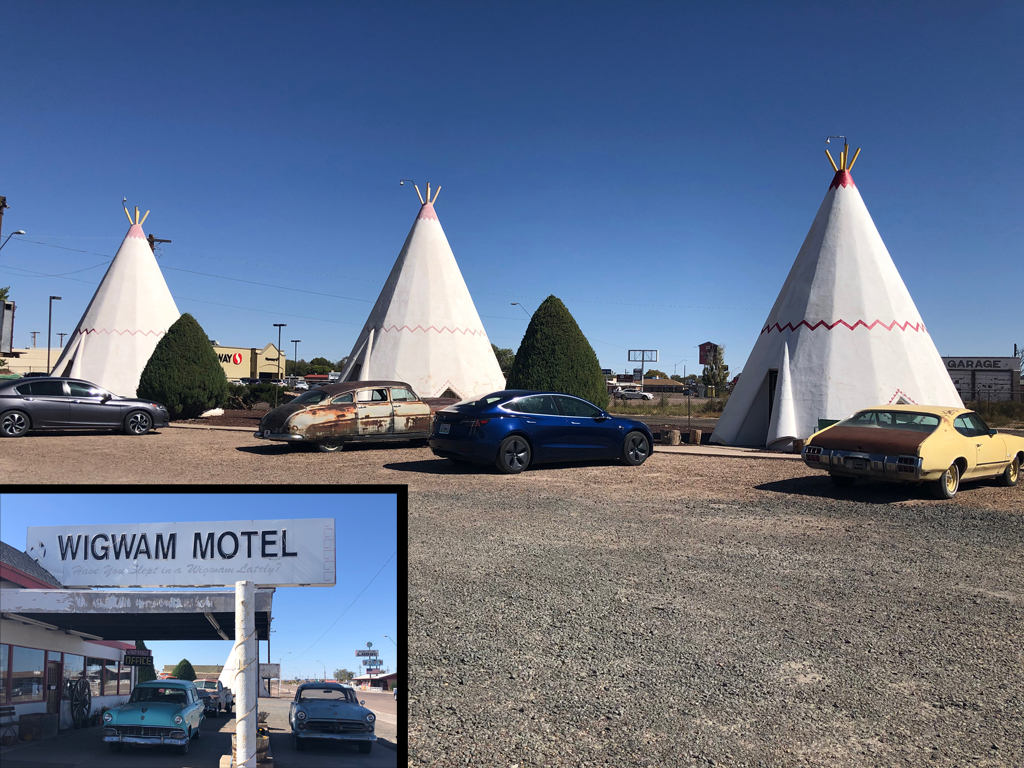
[170,658,196,682]
[507,295,608,408]
[138,313,229,419]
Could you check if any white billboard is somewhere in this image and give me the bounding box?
[26,518,335,587]
[259,664,281,679]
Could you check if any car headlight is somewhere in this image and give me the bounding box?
[365,713,375,723]
[103,712,113,722]
[174,715,183,724]
[296,711,306,720]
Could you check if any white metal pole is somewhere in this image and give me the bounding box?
[234,580,257,768]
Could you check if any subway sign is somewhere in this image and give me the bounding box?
[26,519,336,588]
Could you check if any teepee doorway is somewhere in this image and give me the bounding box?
[767,369,778,423]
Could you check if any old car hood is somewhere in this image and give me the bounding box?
[260,402,307,432]
[809,426,929,455]
[297,700,370,719]
[114,701,184,722]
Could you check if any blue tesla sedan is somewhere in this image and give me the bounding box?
[428,390,654,473]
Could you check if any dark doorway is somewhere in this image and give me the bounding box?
[768,369,778,422]
[46,660,61,715]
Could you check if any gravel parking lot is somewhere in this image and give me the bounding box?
[5,429,1023,766]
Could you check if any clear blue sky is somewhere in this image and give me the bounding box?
[1,3,1021,377]
[0,493,399,681]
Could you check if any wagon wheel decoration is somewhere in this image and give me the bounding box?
[70,678,91,725]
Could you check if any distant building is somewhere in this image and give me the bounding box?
[162,664,224,677]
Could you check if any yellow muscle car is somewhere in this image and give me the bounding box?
[801,405,1023,499]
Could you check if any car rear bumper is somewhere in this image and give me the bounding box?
[428,435,497,463]
[102,729,189,746]
[802,446,924,481]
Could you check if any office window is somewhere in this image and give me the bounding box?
[0,644,7,704]
[63,654,85,700]
[10,646,45,703]
[119,663,131,695]
[86,658,104,699]
[104,661,118,697]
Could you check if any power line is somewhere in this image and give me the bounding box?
[291,551,396,661]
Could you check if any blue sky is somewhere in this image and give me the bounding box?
[0,493,399,681]
[1,2,1021,377]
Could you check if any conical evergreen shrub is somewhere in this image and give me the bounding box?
[507,295,608,407]
[134,640,157,683]
[171,658,196,681]
[137,313,228,419]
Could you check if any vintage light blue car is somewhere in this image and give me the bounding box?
[102,679,205,755]
[290,682,377,753]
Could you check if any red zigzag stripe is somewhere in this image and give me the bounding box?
[761,319,926,335]
[378,324,486,336]
[77,328,166,337]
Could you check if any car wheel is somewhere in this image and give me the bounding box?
[830,474,856,488]
[178,730,190,754]
[998,455,1020,487]
[495,435,531,474]
[194,722,200,739]
[358,741,372,754]
[124,410,152,436]
[1,409,30,437]
[621,431,650,466]
[295,734,305,751]
[316,438,344,453]
[931,462,960,499]
[108,742,123,753]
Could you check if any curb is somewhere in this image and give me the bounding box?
[168,423,256,433]
[654,445,802,461]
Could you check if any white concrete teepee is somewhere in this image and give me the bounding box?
[712,145,962,450]
[50,205,181,397]
[339,183,506,399]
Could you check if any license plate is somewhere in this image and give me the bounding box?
[439,423,450,435]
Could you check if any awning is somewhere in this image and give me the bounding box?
[0,589,273,641]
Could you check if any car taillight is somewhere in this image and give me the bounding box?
[461,419,490,427]
[805,446,822,462]
[896,456,917,473]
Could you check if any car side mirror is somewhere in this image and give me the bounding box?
[595,413,609,422]
[989,429,998,436]
[101,394,111,403]
[360,699,365,706]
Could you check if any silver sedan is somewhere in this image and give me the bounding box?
[0,377,169,437]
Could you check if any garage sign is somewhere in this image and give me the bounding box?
[26,518,336,588]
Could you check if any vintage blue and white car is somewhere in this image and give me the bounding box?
[102,679,205,755]
[289,682,377,753]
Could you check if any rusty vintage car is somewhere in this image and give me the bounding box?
[254,380,432,452]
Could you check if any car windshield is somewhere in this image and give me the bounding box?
[129,686,189,705]
[839,411,941,433]
[454,394,507,408]
[196,681,219,690]
[298,687,358,703]
[290,389,331,405]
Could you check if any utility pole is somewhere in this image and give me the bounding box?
[147,234,172,255]
[57,332,67,348]
[290,340,301,378]
[30,331,40,348]
[47,296,62,373]
[0,196,7,241]
[273,324,286,407]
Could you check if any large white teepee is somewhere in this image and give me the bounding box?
[339,184,505,399]
[712,147,962,450]
[50,206,180,397]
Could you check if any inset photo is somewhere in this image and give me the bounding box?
[0,489,402,768]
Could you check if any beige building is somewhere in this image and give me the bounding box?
[3,344,284,382]
[212,343,283,381]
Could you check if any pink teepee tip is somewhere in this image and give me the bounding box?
[126,224,146,239]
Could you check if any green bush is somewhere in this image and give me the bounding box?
[225,382,295,410]
[138,314,229,419]
[170,658,196,681]
[507,295,608,408]
[964,399,1024,427]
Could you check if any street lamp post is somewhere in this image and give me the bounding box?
[273,324,286,407]
[0,229,26,252]
[278,652,291,696]
[47,296,62,373]
[511,302,531,318]
[290,340,301,378]
[316,660,326,682]
[383,635,397,647]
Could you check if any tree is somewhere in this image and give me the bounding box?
[670,374,684,383]
[491,344,515,377]
[0,286,8,301]
[646,369,668,379]
[137,313,229,419]
[334,668,355,682]
[309,357,333,369]
[506,295,608,408]
[701,345,730,391]
[171,658,196,681]
[335,357,348,372]
[135,640,157,683]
